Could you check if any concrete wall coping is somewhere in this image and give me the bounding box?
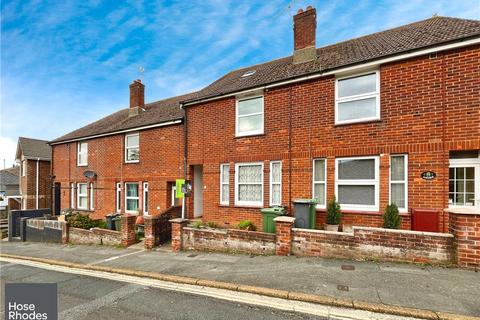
[292,228,354,237]
[183,227,228,235]
[444,207,480,215]
[274,216,296,223]
[170,218,188,223]
[352,226,454,238]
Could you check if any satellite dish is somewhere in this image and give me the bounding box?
[83,171,97,179]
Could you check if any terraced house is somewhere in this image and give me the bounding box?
[50,7,479,233]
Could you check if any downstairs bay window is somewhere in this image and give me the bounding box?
[235,162,263,206]
[335,156,379,211]
[449,151,480,208]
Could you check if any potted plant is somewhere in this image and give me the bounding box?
[325,196,341,231]
[383,203,402,229]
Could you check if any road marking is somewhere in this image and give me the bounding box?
[89,249,146,265]
[0,257,418,320]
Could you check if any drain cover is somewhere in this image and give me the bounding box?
[337,285,349,291]
[187,254,197,258]
[341,265,355,271]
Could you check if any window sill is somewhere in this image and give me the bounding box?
[124,161,140,164]
[219,204,230,207]
[234,133,265,139]
[234,205,263,209]
[334,119,382,127]
[77,164,88,167]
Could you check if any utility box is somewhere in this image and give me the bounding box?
[293,199,317,229]
[411,208,439,232]
[260,207,286,233]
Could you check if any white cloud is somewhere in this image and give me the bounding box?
[0,136,17,168]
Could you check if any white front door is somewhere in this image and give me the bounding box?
[193,165,203,218]
[449,157,480,209]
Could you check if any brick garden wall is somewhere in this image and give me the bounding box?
[449,210,480,268]
[144,206,181,249]
[292,227,453,264]
[185,45,480,231]
[69,227,122,246]
[181,226,276,255]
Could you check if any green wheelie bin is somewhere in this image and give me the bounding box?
[260,207,287,233]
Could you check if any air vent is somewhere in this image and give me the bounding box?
[241,70,256,78]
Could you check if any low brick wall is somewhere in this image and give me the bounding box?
[448,208,480,269]
[69,227,122,246]
[182,227,276,255]
[292,227,454,264]
[144,206,181,249]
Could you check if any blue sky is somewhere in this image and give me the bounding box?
[1,0,479,167]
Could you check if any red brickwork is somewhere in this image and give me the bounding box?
[20,159,51,209]
[275,217,295,256]
[170,218,188,252]
[185,45,480,231]
[144,206,181,249]
[449,210,480,269]
[121,214,136,247]
[292,227,453,264]
[52,124,184,219]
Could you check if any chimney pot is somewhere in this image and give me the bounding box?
[129,79,145,110]
[297,8,303,14]
[293,6,317,64]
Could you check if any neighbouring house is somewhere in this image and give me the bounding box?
[0,166,21,210]
[181,8,480,232]
[49,81,193,219]
[15,137,52,210]
[50,7,479,232]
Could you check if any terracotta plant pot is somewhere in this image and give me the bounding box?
[325,224,339,232]
[135,215,144,225]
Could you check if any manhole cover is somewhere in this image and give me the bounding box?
[341,265,355,271]
[337,285,349,291]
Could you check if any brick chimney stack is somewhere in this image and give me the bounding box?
[293,6,317,64]
[129,79,144,117]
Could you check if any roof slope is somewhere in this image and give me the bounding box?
[0,167,20,186]
[17,137,51,160]
[185,16,480,103]
[50,91,197,144]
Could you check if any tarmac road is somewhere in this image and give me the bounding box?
[0,261,326,320]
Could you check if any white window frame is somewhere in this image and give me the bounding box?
[235,95,264,137]
[125,182,139,214]
[234,162,264,207]
[312,159,327,209]
[70,183,75,208]
[89,182,94,211]
[116,183,121,213]
[143,182,149,215]
[335,156,379,211]
[22,160,26,177]
[77,183,88,210]
[449,156,480,209]
[389,154,408,212]
[77,142,88,166]
[220,164,230,205]
[125,133,140,163]
[335,71,380,125]
[269,161,282,206]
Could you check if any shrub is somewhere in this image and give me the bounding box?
[206,221,218,229]
[95,220,108,229]
[238,220,256,231]
[191,220,203,229]
[66,212,97,229]
[383,204,402,229]
[326,196,342,225]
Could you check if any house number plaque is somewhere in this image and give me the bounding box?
[421,171,436,180]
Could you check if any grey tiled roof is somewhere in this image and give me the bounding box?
[17,137,51,160]
[0,167,20,185]
[184,16,480,103]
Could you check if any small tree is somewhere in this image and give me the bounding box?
[383,203,402,229]
[326,196,342,225]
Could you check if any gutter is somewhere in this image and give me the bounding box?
[181,36,480,107]
[49,119,183,145]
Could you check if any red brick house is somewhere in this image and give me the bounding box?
[50,81,192,219]
[181,8,480,232]
[50,8,479,233]
[15,137,52,210]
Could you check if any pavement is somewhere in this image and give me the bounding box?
[1,241,479,318]
[0,261,327,320]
